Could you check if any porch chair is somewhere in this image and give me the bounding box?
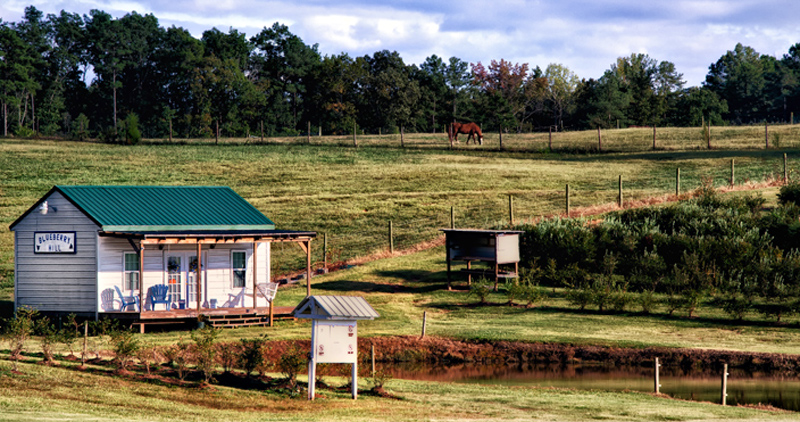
[148,284,172,311]
[114,285,140,312]
[257,282,279,304]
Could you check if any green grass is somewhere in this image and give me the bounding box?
[0,358,794,422]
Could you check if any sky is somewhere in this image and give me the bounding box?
[2,0,799,87]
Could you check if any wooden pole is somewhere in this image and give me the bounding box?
[721,363,729,406]
[597,127,602,151]
[618,175,623,208]
[566,184,570,217]
[652,126,656,150]
[388,221,394,254]
[260,121,264,142]
[169,118,173,142]
[548,126,553,151]
[765,121,769,149]
[784,153,788,184]
[676,168,681,196]
[654,357,661,394]
[252,242,257,308]
[371,345,375,377]
[731,159,735,186]
[508,195,514,225]
[215,120,219,144]
[353,122,358,147]
[138,244,144,312]
[306,240,312,297]
[307,121,311,144]
[401,126,405,148]
[792,112,795,125]
[197,243,202,312]
[499,129,503,150]
[421,311,427,338]
[450,206,455,229]
[82,321,88,366]
[323,233,328,270]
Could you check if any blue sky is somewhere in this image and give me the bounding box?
[2,0,798,86]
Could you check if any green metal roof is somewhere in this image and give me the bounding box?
[19,186,275,232]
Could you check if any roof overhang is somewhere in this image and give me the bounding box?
[293,295,379,321]
[100,229,316,245]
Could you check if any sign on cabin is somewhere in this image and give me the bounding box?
[34,232,76,254]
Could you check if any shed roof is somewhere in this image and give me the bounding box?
[10,185,276,232]
[293,296,380,320]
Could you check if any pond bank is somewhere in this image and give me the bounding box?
[353,336,800,374]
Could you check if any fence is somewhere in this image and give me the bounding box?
[269,154,793,277]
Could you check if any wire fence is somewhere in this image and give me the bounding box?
[269,154,794,278]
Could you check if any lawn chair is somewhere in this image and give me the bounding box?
[148,284,171,311]
[114,285,140,312]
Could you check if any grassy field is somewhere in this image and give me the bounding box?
[2,127,800,420]
[1,358,795,422]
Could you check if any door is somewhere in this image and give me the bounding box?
[166,253,204,309]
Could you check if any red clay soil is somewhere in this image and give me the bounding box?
[246,336,800,374]
[354,336,800,374]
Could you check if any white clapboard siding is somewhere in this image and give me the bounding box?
[12,191,99,313]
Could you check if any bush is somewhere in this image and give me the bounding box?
[778,182,800,206]
[239,337,267,377]
[69,113,91,141]
[278,343,307,389]
[34,317,61,364]
[3,306,37,372]
[164,340,191,381]
[109,327,140,371]
[124,113,142,145]
[191,325,219,383]
[468,279,492,304]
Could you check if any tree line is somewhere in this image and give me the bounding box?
[2,6,800,141]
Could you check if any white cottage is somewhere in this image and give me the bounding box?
[10,185,315,330]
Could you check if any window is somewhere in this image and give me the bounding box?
[232,251,246,288]
[124,252,140,291]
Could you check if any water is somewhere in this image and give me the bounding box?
[389,362,800,411]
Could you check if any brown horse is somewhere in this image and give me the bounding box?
[449,122,483,145]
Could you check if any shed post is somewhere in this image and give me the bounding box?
[306,240,312,297]
[508,195,514,225]
[138,243,145,313]
[252,242,258,308]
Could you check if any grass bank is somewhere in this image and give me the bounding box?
[0,358,793,422]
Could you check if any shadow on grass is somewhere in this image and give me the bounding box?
[564,148,790,163]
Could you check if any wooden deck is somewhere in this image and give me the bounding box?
[102,305,297,331]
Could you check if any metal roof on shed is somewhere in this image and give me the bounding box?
[10,185,276,232]
[293,296,380,320]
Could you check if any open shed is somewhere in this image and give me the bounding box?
[441,228,523,290]
[10,185,316,330]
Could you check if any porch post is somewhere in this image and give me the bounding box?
[138,243,145,310]
[252,242,258,308]
[306,240,312,297]
[197,243,202,312]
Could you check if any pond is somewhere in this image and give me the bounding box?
[388,362,800,411]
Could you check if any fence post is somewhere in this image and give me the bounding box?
[323,232,328,270]
[371,345,376,377]
[652,126,656,150]
[82,320,88,366]
[499,130,503,150]
[450,206,455,229]
[765,121,769,149]
[654,357,661,394]
[676,168,681,196]
[508,195,514,225]
[618,175,623,208]
[548,126,553,151]
[421,311,427,338]
[721,363,729,406]
[792,112,795,125]
[401,126,405,148]
[597,127,602,151]
[731,159,735,186]
[388,221,394,254]
[260,121,264,142]
[784,153,788,184]
[566,184,570,217]
[307,121,311,144]
[353,122,358,147]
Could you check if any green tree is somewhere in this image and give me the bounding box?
[705,43,768,123]
[544,63,579,129]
